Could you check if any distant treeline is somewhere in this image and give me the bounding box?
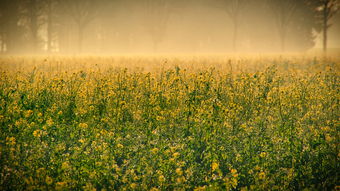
[0,0,338,54]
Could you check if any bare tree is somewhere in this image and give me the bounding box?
[143,0,170,52]
[45,0,55,53]
[0,0,26,53]
[26,0,41,53]
[221,0,248,52]
[267,0,298,51]
[59,0,99,53]
[316,0,338,53]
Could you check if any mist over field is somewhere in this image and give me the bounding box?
[0,0,339,55]
[0,1,339,190]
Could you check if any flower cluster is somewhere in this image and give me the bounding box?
[0,56,338,190]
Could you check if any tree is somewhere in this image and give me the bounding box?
[59,0,100,53]
[222,0,248,52]
[0,0,26,54]
[45,0,55,53]
[142,0,172,52]
[267,0,299,52]
[25,0,43,53]
[316,0,338,53]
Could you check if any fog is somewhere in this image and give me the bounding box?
[0,0,339,55]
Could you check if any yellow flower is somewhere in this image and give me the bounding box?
[130,183,137,189]
[33,130,41,138]
[117,143,124,148]
[260,152,267,158]
[25,110,33,118]
[158,175,165,182]
[231,169,237,174]
[211,162,219,171]
[176,176,186,183]
[173,152,180,158]
[55,182,67,190]
[15,120,22,127]
[83,182,96,191]
[78,123,88,128]
[194,186,207,191]
[176,168,183,176]
[6,137,16,146]
[61,162,70,170]
[46,118,54,126]
[258,171,266,179]
[45,176,53,185]
[151,148,159,154]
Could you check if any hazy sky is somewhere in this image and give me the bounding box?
[0,0,339,54]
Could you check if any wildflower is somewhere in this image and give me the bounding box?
[233,173,238,178]
[61,162,70,170]
[173,152,180,158]
[89,105,95,110]
[194,186,207,191]
[117,143,124,148]
[260,152,267,158]
[33,130,41,138]
[130,183,137,189]
[151,148,159,154]
[45,176,53,185]
[55,182,67,190]
[6,137,16,146]
[78,123,88,128]
[258,171,266,179]
[25,110,33,118]
[176,168,183,176]
[15,120,22,127]
[83,183,96,191]
[176,176,186,183]
[211,162,219,171]
[158,175,165,182]
[46,118,54,127]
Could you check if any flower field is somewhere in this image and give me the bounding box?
[0,56,339,190]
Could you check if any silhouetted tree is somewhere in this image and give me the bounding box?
[222,0,248,52]
[0,0,26,53]
[44,0,55,53]
[25,0,44,53]
[142,0,172,52]
[315,0,339,52]
[267,0,299,51]
[59,0,100,53]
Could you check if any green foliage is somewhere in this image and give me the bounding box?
[0,58,339,190]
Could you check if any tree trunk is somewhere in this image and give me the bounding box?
[323,2,328,53]
[47,0,52,53]
[0,32,4,53]
[30,0,38,54]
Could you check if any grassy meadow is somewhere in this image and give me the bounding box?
[0,55,339,190]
